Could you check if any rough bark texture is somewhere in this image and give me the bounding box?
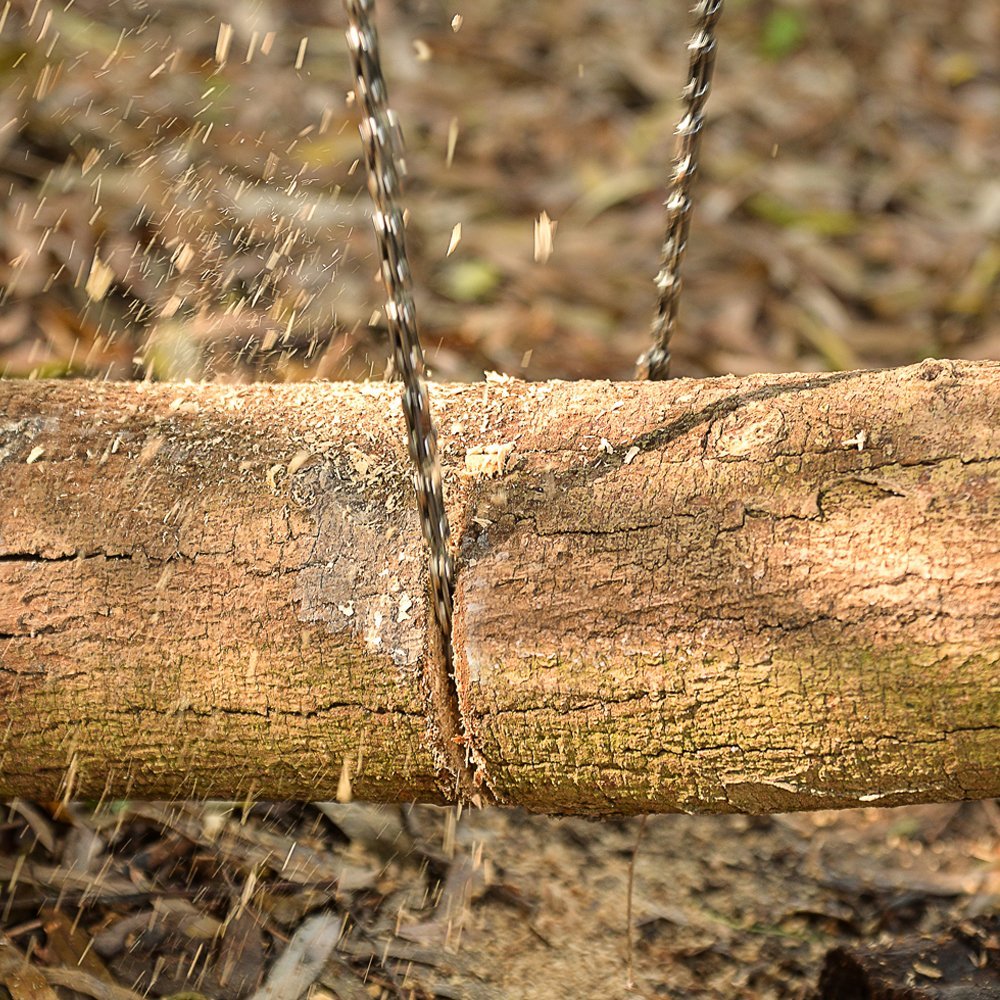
[0,360,998,812]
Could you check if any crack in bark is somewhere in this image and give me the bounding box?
[0,550,134,562]
[580,369,873,488]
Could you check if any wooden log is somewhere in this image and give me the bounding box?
[0,360,997,812]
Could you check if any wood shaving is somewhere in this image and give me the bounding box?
[464,441,514,477]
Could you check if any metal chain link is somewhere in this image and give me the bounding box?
[638,0,723,381]
[344,0,454,636]
[344,0,721,630]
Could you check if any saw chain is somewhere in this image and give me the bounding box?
[344,0,454,636]
[639,0,723,380]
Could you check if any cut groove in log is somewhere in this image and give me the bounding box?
[0,359,997,813]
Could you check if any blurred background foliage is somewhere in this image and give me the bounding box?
[0,0,996,386]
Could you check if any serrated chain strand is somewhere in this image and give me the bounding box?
[344,0,454,635]
[638,0,723,381]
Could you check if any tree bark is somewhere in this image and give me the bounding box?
[0,360,997,813]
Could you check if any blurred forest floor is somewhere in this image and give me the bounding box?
[1,0,998,997]
[1,0,997,381]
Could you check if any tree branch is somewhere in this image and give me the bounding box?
[1,360,997,812]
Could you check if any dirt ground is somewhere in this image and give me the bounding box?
[2,800,999,997]
[1,0,998,997]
